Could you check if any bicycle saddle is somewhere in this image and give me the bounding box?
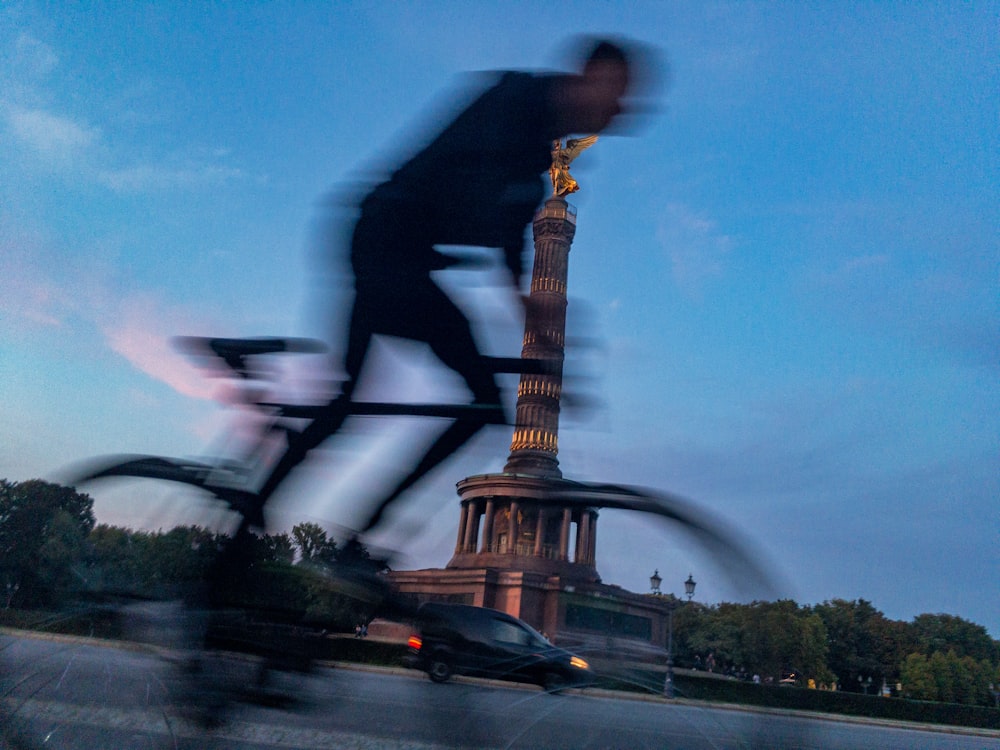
[174,336,326,378]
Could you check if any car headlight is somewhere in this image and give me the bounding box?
[570,656,589,670]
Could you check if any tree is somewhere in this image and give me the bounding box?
[260,532,295,564]
[0,479,95,606]
[900,652,936,701]
[680,601,832,684]
[291,522,337,565]
[900,649,998,705]
[910,613,997,665]
[812,599,901,691]
[86,524,143,592]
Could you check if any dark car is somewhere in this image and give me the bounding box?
[405,602,593,692]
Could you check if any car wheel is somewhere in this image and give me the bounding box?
[542,670,567,694]
[427,657,452,683]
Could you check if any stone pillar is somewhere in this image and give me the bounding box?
[463,501,479,553]
[480,498,494,553]
[534,509,546,556]
[504,198,576,478]
[588,512,597,564]
[559,508,571,560]
[576,511,590,564]
[456,502,468,552]
[508,501,520,555]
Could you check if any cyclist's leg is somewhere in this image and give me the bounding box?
[254,292,373,503]
[357,280,503,532]
[360,416,486,533]
[414,279,503,411]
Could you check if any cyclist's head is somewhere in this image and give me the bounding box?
[555,35,664,135]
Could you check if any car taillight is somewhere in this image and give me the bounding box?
[570,656,589,670]
[407,635,422,650]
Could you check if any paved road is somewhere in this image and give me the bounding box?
[2,633,996,749]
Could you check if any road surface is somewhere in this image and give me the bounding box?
[2,632,996,749]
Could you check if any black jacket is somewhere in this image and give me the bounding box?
[356,72,563,285]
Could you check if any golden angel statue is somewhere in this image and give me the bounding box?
[549,135,598,196]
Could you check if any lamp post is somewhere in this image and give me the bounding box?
[653,572,695,699]
[664,599,677,698]
[4,582,17,610]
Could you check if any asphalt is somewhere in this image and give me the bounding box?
[3,626,998,741]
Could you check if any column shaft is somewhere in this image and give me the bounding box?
[508,501,520,555]
[534,509,546,556]
[463,502,479,553]
[559,508,571,560]
[480,499,495,553]
[588,512,597,564]
[576,511,590,564]
[456,503,468,552]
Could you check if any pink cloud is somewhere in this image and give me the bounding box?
[102,296,220,401]
[0,226,69,333]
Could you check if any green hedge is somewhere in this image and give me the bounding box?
[318,637,410,665]
[0,607,124,640]
[593,667,1000,730]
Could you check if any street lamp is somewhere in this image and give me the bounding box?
[858,675,872,695]
[661,573,695,699]
[684,574,696,601]
[650,569,662,595]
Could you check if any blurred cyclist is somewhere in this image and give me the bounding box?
[257,37,653,528]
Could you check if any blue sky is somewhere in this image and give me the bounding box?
[1,2,997,635]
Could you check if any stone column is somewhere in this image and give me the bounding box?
[508,501,520,554]
[576,511,590,564]
[480,498,494,553]
[534,509,546,556]
[588,512,597,564]
[456,502,468,553]
[463,501,479,553]
[504,198,576,479]
[559,508,571,560]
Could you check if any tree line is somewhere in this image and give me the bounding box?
[0,478,382,631]
[669,597,999,705]
[2,478,998,706]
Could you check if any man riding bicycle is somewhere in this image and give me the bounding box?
[256,38,651,529]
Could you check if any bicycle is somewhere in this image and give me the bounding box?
[81,334,562,529]
[46,334,561,718]
[3,329,787,748]
[76,332,777,593]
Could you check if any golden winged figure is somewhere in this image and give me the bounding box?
[549,135,598,196]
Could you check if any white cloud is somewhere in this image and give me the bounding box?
[656,203,734,293]
[13,33,59,79]
[1,29,263,197]
[2,101,249,191]
[4,104,98,161]
[818,253,891,283]
[97,162,247,192]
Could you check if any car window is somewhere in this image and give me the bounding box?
[491,619,533,646]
